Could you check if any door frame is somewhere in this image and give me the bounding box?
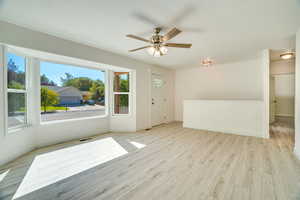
[269,75,276,124]
[150,71,167,127]
[262,49,270,139]
[264,49,296,140]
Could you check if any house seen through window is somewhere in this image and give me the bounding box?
[40,61,106,122]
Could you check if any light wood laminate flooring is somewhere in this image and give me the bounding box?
[0,122,299,200]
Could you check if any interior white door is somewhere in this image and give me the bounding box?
[270,76,276,123]
[151,74,166,127]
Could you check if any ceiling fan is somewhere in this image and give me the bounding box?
[126,27,192,57]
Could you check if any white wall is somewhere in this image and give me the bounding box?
[175,58,263,121]
[0,128,36,166]
[36,118,109,148]
[295,28,300,160]
[0,21,175,165]
[184,100,264,137]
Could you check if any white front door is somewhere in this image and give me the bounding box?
[151,74,166,127]
[270,76,276,123]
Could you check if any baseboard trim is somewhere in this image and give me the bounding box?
[275,114,294,118]
[183,123,264,138]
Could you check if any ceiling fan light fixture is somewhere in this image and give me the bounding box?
[160,46,168,54]
[147,46,168,57]
[280,52,294,60]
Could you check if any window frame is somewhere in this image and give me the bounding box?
[1,44,134,134]
[4,48,30,133]
[38,59,109,124]
[112,71,131,116]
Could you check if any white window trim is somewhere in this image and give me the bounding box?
[4,47,30,134]
[38,59,109,124]
[39,58,107,72]
[111,71,131,116]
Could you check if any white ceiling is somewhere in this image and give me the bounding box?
[0,0,300,69]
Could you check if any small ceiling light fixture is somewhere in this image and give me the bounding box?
[201,58,213,66]
[280,46,295,60]
[280,51,294,60]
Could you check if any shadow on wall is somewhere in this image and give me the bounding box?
[0,134,147,200]
[131,4,203,36]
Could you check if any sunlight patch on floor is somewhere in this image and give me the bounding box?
[13,138,128,199]
[129,141,146,149]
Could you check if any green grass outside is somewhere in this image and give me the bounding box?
[20,106,68,112]
[41,106,69,112]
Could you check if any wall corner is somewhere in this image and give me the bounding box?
[262,49,270,139]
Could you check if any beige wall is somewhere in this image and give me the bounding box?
[270,59,295,75]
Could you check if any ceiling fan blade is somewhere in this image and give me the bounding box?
[132,12,162,27]
[180,27,203,33]
[162,27,182,41]
[168,5,196,26]
[165,43,192,48]
[126,34,150,43]
[129,46,151,52]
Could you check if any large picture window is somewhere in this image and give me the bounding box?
[40,61,106,122]
[6,52,28,129]
[113,72,130,114]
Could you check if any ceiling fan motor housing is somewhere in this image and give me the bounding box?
[154,27,161,34]
[151,34,163,44]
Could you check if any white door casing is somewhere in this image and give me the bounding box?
[270,76,276,123]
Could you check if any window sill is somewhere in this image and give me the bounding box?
[40,114,108,125]
[7,124,31,135]
[111,114,131,118]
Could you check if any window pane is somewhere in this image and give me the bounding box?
[7,53,26,89]
[40,61,106,122]
[8,93,26,128]
[114,94,129,114]
[114,72,129,92]
[153,78,164,88]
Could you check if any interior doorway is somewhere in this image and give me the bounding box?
[269,49,295,138]
[151,73,167,127]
